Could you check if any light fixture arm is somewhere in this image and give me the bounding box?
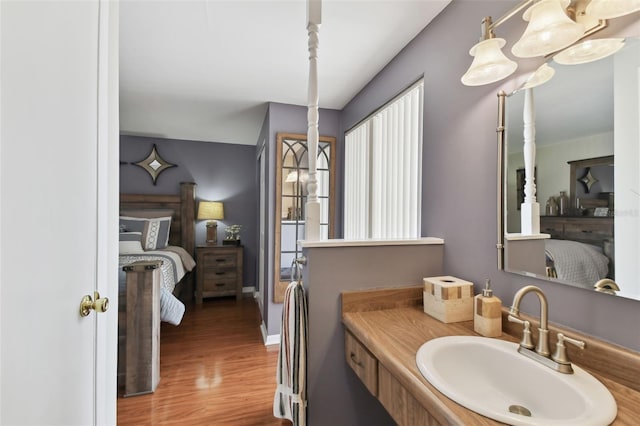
[480,16,495,40]
[488,0,536,31]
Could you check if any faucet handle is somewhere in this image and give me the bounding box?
[552,333,586,364]
[508,315,535,349]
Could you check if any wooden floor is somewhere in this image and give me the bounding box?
[117,296,290,425]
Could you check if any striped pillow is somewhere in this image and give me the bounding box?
[119,216,172,250]
[119,232,144,254]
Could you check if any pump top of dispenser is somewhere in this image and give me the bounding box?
[482,279,493,297]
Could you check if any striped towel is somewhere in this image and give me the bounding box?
[274,280,308,426]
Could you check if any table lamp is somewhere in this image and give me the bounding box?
[197,201,224,245]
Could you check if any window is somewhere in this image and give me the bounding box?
[344,80,423,239]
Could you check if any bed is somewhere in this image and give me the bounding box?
[544,239,610,286]
[118,182,197,395]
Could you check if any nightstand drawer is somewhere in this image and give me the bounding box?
[202,254,237,268]
[203,280,236,293]
[203,270,237,283]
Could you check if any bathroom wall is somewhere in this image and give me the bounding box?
[341,0,640,351]
[304,242,444,426]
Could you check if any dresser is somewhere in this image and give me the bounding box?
[195,245,243,303]
[540,216,613,245]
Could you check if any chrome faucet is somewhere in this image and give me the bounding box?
[508,285,585,374]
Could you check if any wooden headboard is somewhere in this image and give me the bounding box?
[120,182,197,258]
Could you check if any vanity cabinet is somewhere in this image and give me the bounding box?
[345,331,378,396]
[378,365,438,426]
[345,330,440,425]
[342,286,640,426]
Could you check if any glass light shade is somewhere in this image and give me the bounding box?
[522,63,556,89]
[285,170,308,182]
[586,0,640,18]
[461,38,518,86]
[197,201,225,220]
[554,38,625,65]
[512,0,585,58]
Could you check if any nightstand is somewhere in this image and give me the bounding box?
[195,245,243,304]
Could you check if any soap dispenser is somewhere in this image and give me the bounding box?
[474,279,502,337]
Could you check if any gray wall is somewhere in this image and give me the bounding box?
[120,135,258,291]
[340,0,640,352]
[261,103,342,336]
[305,244,444,426]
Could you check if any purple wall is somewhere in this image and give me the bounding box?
[340,0,640,352]
[120,135,258,292]
[262,103,342,336]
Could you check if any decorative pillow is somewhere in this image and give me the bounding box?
[120,209,175,219]
[119,232,144,254]
[119,216,172,250]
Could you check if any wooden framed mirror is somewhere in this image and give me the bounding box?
[274,133,336,302]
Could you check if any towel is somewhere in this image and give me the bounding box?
[274,280,308,426]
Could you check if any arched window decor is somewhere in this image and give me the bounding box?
[274,133,336,302]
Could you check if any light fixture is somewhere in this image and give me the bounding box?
[285,170,308,183]
[521,63,556,89]
[461,17,518,86]
[461,0,633,86]
[462,37,518,86]
[512,0,585,58]
[554,38,625,64]
[197,201,224,245]
[586,0,640,19]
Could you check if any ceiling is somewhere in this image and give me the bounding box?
[119,0,451,145]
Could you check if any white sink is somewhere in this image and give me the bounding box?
[416,335,617,426]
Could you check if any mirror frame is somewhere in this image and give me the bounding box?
[274,132,336,303]
[497,91,506,271]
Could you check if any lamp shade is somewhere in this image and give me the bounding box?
[285,170,308,183]
[521,63,556,89]
[553,38,625,65]
[197,201,224,220]
[512,0,585,58]
[586,0,640,19]
[461,38,518,86]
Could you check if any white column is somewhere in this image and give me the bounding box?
[305,0,321,241]
[521,87,540,235]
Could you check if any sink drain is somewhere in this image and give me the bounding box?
[509,405,532,417]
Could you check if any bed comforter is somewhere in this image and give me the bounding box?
[119,246,195,325]
[544,239,609,286]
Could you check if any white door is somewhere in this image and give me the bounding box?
[0,1,119,425]
[257,144,266,314]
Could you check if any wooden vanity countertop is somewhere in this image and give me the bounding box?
[341,286,640,425]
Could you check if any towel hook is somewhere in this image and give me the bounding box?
[291,256,306,282]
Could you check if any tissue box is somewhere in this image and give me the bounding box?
[423,276,473,323]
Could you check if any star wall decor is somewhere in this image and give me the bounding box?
[134,144,177,185]
[578,167,598,193]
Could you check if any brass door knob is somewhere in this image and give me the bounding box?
[79,291,110,317]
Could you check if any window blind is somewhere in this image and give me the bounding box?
[345,81,423,239]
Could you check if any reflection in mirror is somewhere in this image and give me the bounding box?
[274,133,336,302]
[501,37,640,301]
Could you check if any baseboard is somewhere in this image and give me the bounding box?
[260,321,280,346]
[243,286,255,294]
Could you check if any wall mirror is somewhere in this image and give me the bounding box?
[500,36,639,301]
[274,133,336,302]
